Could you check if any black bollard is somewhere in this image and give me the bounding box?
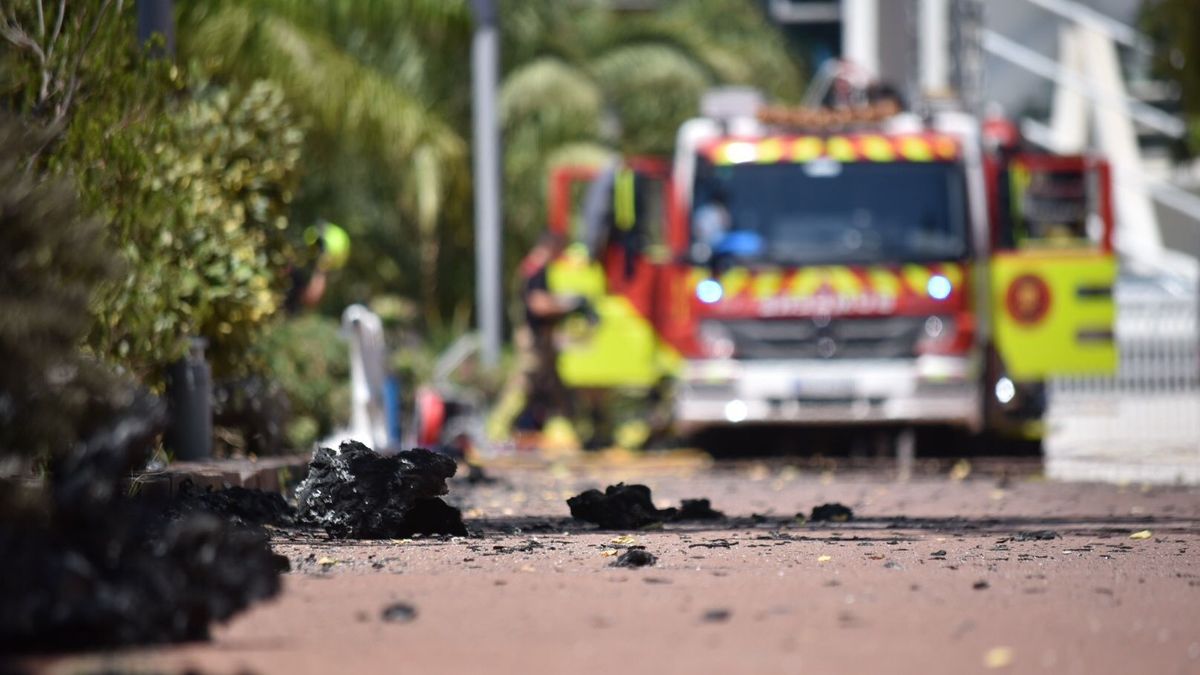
[164,337,212,461]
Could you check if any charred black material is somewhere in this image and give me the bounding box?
[1,513,282,652]
[0,387,282,652]
[380,602,418,623]
[1014,530,1060,541]
[809,503,854,522]
[672,498,725,521]
[567,483,676,530]
[295,441,465,539]
[613,547,657,568]
[170,481,296,527]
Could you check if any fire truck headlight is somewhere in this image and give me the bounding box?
[927,275,952,301]
[994,377,1016,405]
[724,399,748,423]
[697,279,724,304]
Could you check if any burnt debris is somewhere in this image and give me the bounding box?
[380,602,418,623]
[809,503,854,523]
[567,484,675,529]
[673,498,725,521]
[170,480,296,528]
[0,387,283,652]
[612,548,658,568]
[567,484,727,530]
[295,441,466,539]
[1014,530,1060,541]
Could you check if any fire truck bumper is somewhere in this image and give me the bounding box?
[676,357,982,432]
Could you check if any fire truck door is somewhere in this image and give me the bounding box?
[989,155,1117,381]
[544,162,672,389]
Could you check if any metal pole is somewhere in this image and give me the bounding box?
[919,0,950,96]
[137,0,175,58]
[841,0,879,76]
[471,0,502,369]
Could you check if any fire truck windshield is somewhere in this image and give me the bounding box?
[691,157,970,266]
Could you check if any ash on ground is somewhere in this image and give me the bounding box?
[295,441,466,539]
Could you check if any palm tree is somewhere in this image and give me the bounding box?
[178,0,803,331]
[177,0,472,324]
[497,0,804,276]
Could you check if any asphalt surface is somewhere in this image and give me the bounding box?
[37,456,1200,675]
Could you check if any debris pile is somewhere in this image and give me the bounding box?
[674,498,725,521]
[613,548,658,568]
[568,483,675,529]
[296,441,466,538]
[567,483,726,530]
[0,389,283,652]
[808,503,854,522]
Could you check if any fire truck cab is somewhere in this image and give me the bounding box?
[544,88,1117,445]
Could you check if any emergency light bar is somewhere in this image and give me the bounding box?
[756,101,902,131]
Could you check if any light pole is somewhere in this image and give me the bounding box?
[137,0,174,57]
[470,0,503,369]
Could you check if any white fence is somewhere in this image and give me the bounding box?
[1045,276,1200,484]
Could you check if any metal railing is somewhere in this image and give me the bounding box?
[1046,277,1200,483]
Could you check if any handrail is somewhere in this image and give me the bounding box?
[1023,0,1152,54]
[982,29,1186,139]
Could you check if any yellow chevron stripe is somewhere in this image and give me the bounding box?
[827,136,857,162]
[792,136,823,162]
[867,267,902,298]
[899,137,934,162]
[788,268,824,297]
[939,262,964,289]
[828,266,864,296]
[719,267,750,297]
[752,269,784,299]
[903,264,934,294]
[757,138,785,164]
[861,135,896,162]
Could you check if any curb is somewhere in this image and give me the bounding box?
[128,455,311,500]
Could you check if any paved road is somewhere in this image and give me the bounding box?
[45,457,1200,675]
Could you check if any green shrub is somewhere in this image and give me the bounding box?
[79,78,305,381]
[0,118,120,460]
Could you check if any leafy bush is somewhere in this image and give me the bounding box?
[0,118,120,460]
[78,78,305,381]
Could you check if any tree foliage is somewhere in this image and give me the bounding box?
[176,0,803,331]
[79,78,305,378]
[3,1,307,382]
[1142,0,1200,152]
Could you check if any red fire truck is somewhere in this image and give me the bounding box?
[544,89,1117,448]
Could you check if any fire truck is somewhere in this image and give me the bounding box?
[544,86,1117,448]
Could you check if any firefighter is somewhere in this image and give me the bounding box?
[286,222,351,313]
[514,231,585,433]
[582,158,647,282]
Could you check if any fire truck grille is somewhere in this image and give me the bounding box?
[719,316,927,360]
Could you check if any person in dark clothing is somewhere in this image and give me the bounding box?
[515,232,581,432]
